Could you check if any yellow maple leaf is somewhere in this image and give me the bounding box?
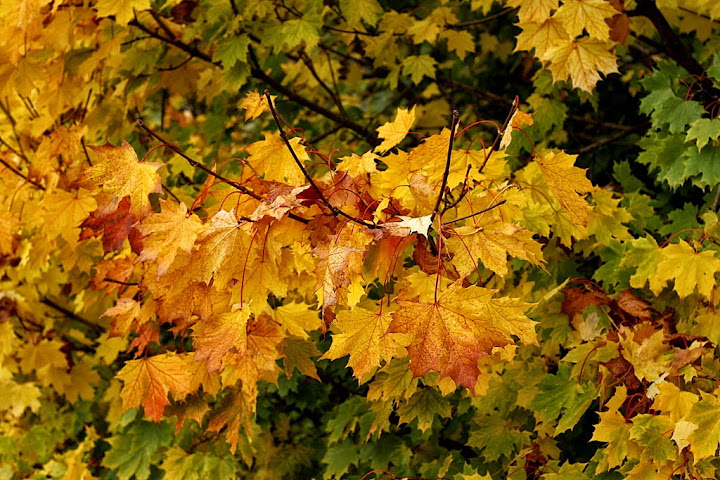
[194,209,252,284]
[514,17,569,58]
[95,0,151,25]
[447,220,545,277]
[389,282,535,392]
[0,210,19,255]
[552,0,618,40]
[542,37,618,92]
[136,199,204,276]
[77,140,163,218]
[535,150,594,226]
[239,91,275,121]
[649,240,720,299]
[337,152,378,176]
[500,109,534,149]
[116,352,194,422]
[375,106,417,153]
[508,0,559,23]
[40,188,97,244]
[323,306,410,380]
[245,133,309,186]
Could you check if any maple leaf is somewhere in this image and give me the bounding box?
[77,140,163,218]
[239,91,275,121]
[381,215,432,237]
[508,0,558,23]
[500,109,534,149]
[514,17,569,58]
[95,0,151,25]
[136,200,203,276]
[688,393,720,461]
[80,196,142,254]
[245,133,310,186]
[535,150,594,226]
[193,308,250,372]
[389,281,536,391]
[194,209,252,284]
[40,188,97,244]
[649,240,720,299]
[323,306,410,380]
[375,106,416,153]
[116,352,194,422]
[552,0,617,40]
[542,37,618,92]
[446,220,545,277]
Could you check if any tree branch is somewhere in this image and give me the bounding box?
[576,121,649,155]
[128,14,379,146]
[431,110,460,224]
[136,119,310,225]
[41,297,105,335]
[264,90,377,229]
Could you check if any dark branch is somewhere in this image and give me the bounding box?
[41,297,104,335]
[431,110,460,224]
[264,90,377,229]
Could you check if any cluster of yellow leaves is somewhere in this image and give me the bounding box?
[511,0,621,91]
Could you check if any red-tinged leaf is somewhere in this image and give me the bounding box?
[389,281,536,392]
[116,353,194,422]
[80,197,142,254]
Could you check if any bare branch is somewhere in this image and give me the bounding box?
[431,110,460,224]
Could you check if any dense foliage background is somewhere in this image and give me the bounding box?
[2,0,720,478]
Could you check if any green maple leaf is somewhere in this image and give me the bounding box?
[340,0,383,27]
[629,414,675,464]
[322,439,360,480]
[396,387,451,432]
[620,236,663,290]
[707,53,720,82]
[468,414,531,461]
[212,34,250,69]
[636,133,688,186]
[662,97,705,133]
[401,55,437,84]
[686,118,720,149]
[680,145,720,189]
[103,421,173,480]
[529,363,598,434]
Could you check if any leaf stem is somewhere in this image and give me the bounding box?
[443,199,507,225]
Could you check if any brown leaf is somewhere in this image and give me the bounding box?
[80,197,142,254]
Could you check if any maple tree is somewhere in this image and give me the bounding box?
[2,0,720,478]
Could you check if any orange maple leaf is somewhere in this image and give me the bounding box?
[136,199,204,276]
[389,281,536,392]
[116,352,194,422]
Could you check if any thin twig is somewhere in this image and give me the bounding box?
[444,199,508,225]
[41,297,105,335]
[446,7,517,29]
[264,90,376,228]
[103,277,140,286]
[576,122,649,155]
[430,110,460,224]
[478,97,519,175]
[0,156,44,189]
[136,119,310,224]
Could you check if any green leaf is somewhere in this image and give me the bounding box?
[212,34,250,69]
[680,145,720,189]
[707,52,720,82]
[686,118,720,149]
[529,363,598,433]
[468,414,531,461]
[396,387,451,432]
[629,414,675,464]
[322,438,360,479]
[340,0,383,27]
[658,203,700,237]
[401,55,437,84]
[103,420,173,480]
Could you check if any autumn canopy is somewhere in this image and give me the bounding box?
[2,0,720,479]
